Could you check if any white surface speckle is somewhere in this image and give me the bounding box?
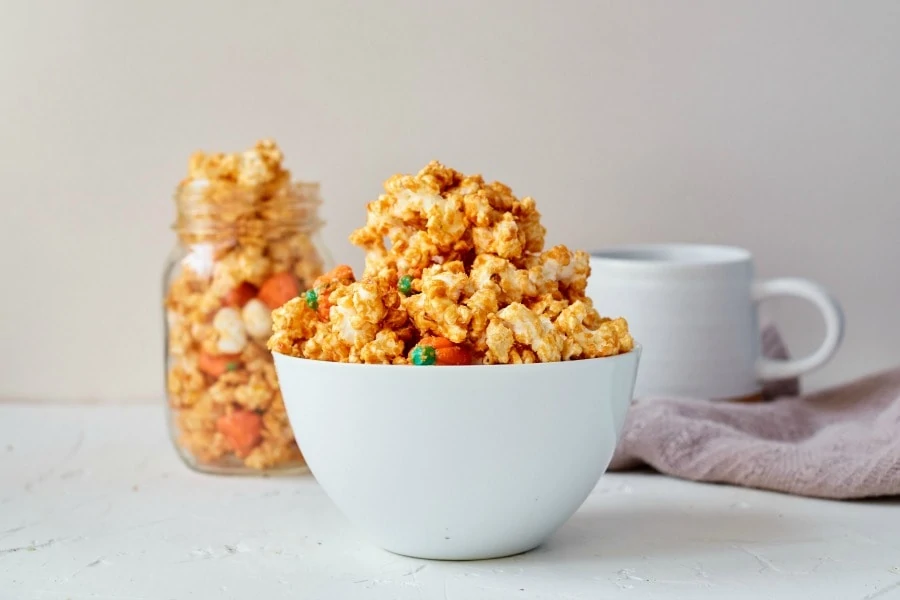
[1,403,899,599]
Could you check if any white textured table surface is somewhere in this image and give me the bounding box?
[2,403,899,600]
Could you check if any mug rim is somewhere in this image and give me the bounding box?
[588,243,752,268]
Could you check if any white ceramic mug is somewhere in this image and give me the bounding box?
[586,244,844,400]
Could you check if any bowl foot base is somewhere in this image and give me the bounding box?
[378,541,543,562]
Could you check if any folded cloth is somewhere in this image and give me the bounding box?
[609,326,900,499]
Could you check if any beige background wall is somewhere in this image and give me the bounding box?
[1,0,898,401]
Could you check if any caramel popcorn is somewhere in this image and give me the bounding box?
[269,160,633,366]
[165,139,326,472]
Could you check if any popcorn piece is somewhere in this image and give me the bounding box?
[233,372,275,411]
[206,371,247,405]
[302,325,353,363]
[242,298,273,340]
[358,330,407,364]
[212,246,272,292]
[484,317,515,364]
[329,277,387,347]
[212,307,249,354]
[261,363,280,389]
[167,357,206,409]
[268,296,320,357]
[469,246,589,306]
[196,322,222,355]
[470,254,536,304]
[244,439,303,471]
[237,139,285,187]
[167,318,195,358]
[188,151,240,182]
[528,245,591,300]
[180,244,218,280]
[555,301,634,359]
[527,293,568,320]
[509,347,538,364]
[473,213,524,259]
[488,303,563,363]
[403,262,474,343]
[464,286,500,351]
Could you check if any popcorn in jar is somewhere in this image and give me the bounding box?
[163,139,331,474]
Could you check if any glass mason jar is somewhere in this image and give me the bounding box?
[163,176,331,475]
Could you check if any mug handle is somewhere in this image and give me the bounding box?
[752,278,844,381]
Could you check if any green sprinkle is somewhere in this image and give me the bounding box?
[398,275,414,296]
[305,289,319,310]
[411,345,436,366]
[226,362,239,372]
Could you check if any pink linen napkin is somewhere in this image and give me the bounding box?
[609,326,900,499]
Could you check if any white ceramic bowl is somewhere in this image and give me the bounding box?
[273,346,641,560]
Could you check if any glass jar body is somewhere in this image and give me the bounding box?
[163,181,330,475]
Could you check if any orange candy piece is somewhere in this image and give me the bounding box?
[198,352,242,377]
[312,264,355,289]
[416,336,472,366]
[216,409,263,457]
[317,302,331,321]
[223,282,258,308]
[258,272,300,309]
[312,264,356,321]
